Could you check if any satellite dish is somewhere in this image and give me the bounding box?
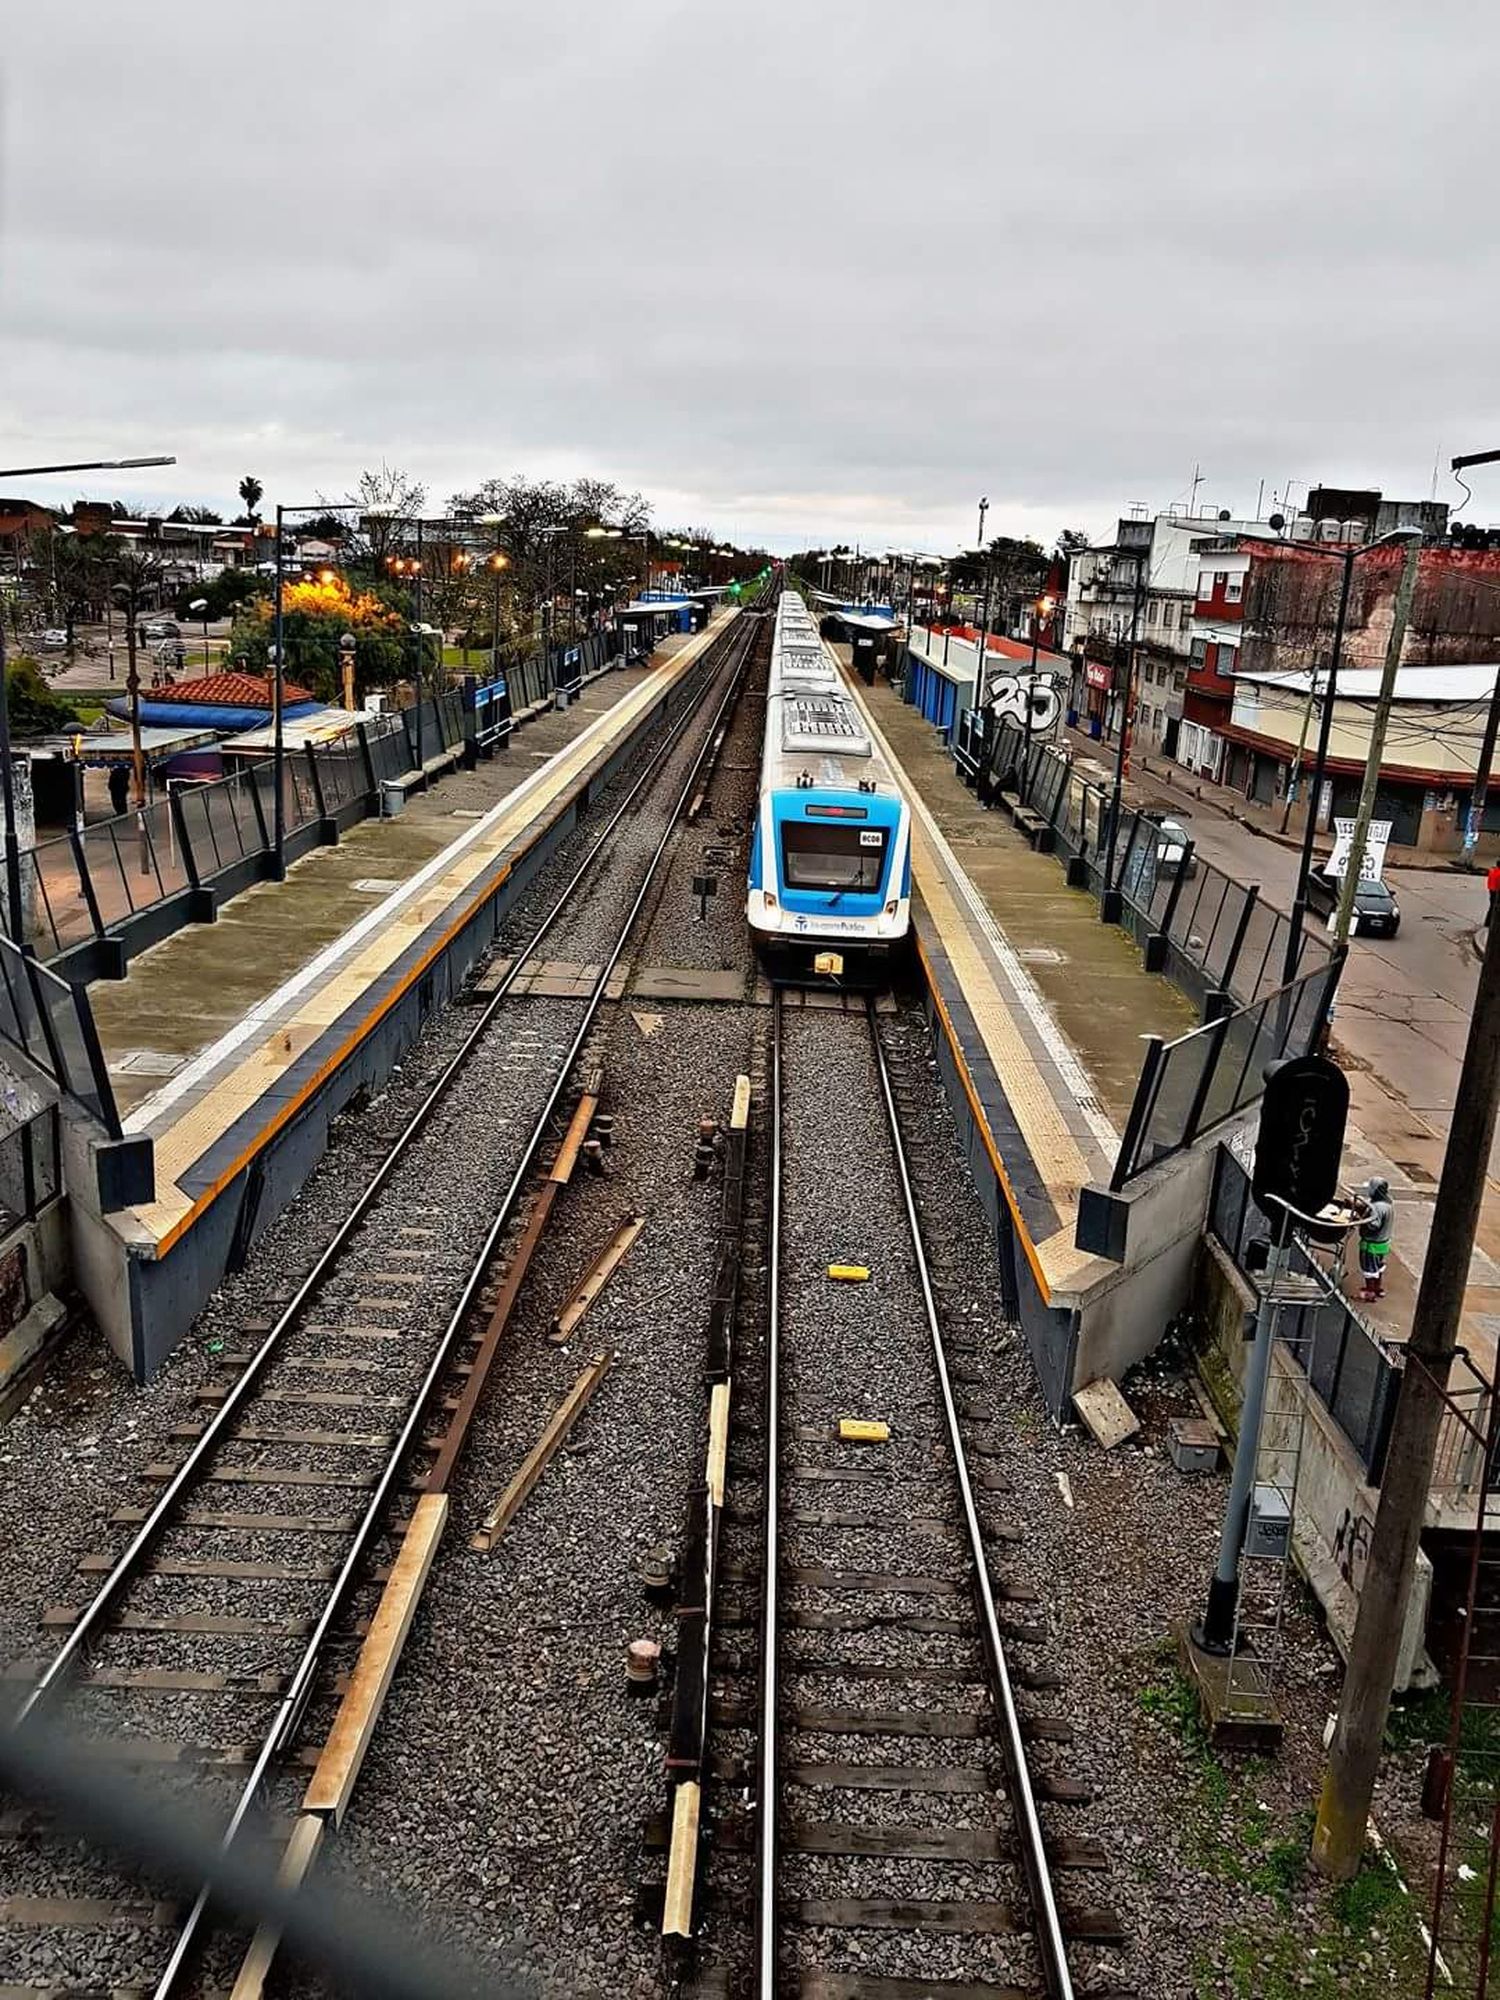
[1268,512,1286,533]
[1218,508,1232,521]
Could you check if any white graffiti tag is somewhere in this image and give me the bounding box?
[985,671,1062,736]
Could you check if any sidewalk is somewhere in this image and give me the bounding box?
[1054,718,1500,1382]
[1065,719,1460,875]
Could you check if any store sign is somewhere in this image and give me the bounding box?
[1326,817,1392,882]
[1084,661,1113,691]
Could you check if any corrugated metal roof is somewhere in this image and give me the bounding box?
[1240,661,1500,702]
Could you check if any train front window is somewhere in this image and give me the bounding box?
[781,821,887,891]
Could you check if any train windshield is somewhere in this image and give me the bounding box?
[781,821,887,891]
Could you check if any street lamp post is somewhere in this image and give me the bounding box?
[271,504,287,879]
[189,597,210,673]
[1277,528,1421,986]
[338,631,357,714]
[0,451,175,945]
[1099,549,1147,924]
[478,514,510,690]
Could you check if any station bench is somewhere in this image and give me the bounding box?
[996,788,1056,854]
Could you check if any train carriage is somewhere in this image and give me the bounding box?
[747,589,912,972]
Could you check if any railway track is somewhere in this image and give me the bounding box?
[0,601,767,1998]
[744,989,1121,2000]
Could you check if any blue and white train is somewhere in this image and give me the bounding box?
[747,590,912,970]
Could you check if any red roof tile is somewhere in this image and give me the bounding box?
[149,671,314,708]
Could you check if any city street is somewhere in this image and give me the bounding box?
[1066,732,1500,1368]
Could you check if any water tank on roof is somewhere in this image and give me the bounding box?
[1317,518,1342,541]
[1340,519,1368,546]
[1290,517,1315,542]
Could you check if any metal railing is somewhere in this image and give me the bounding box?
[1112,953,1342,1189]
[0,1099,61,1223]
[1207,1145,1401,1483]
[962,712,1332,1015]
[0,935,120,1136]
[7,646,623,979]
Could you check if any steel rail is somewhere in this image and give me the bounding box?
[16,610,749,1730]
[865,998,1075,2000]
[755,989,786,2000]
[147,602,766,1994]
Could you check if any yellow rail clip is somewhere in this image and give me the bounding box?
[827,1263,870,1282]
[838,1418,890,1443]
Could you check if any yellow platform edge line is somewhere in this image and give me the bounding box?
[140,630,726,1258]
[916,930,1057,1306]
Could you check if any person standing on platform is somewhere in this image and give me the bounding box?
[1487,858,1500,928]
[107,762,130,817]
[1353,1176,1394,1303]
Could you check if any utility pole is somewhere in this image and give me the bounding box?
[1333,539,1422,947]
[1278,677,1319,835]
[1313,906,1500,1878]
[976,496,989,550]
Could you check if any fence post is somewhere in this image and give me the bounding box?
[67,827,106,942]
[1217,882,1260,1004]
[246,762,271,859]
[1181,1011,1234,1147]
[1110,1035,1166,1191]
[1145,841,1194,974]
[356,722,379,808]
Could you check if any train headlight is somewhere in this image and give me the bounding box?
[885,898,899,916]
[764,891,777,909]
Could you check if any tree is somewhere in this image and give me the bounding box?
[230,573,407,700]
[3,656,81,736]
[168,504,223,526]
[1056,528,1092,554]
[237,475,263,526]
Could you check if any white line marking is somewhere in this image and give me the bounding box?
[844,679,1120,1161]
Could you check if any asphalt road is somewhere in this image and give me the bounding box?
[1117,757,1500,1213]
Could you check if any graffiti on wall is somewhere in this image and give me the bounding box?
[985,670,1062,737]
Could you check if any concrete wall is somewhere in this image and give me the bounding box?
[1194,1234,1434,1692]
[1067,1134,1225,1391]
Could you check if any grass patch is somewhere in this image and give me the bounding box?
[1137,1647,1429,1995]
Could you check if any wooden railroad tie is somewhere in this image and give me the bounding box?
[550,1214,645,1345]
[471,1350,615,1553]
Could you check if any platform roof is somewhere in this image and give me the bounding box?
[65,724,221,764]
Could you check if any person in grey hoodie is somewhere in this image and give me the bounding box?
[1355,1176,1393,1302]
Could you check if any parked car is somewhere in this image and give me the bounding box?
[37,628,69,650]
[1153,816,1198,877]
[1305,867,1401,937]
[143,619,180,640]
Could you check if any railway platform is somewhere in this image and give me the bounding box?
[839,666,1230,1412]
[71,617,733,1379]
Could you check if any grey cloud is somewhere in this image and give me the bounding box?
[2,0,1497,551]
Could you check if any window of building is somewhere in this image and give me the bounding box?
[1162,602,1176,629]
[1217,645,1236,677]
[1196,573,1212,601]
[1191,637,1208,667]
[1214,571,1229,592]
[1226,576,1243,603]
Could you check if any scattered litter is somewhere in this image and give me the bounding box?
[1054,1471,1074,1510]
[631,1011,664,1040]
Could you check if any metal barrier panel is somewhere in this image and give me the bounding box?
[0,936,120,1136]
[1207,1145,1400,1481]
[0,1102,60,1222]
[1114,956,1341,1187]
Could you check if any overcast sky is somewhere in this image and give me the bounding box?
[2,3,1497,554]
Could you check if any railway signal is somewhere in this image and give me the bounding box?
[1196,1055,1349,1663]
